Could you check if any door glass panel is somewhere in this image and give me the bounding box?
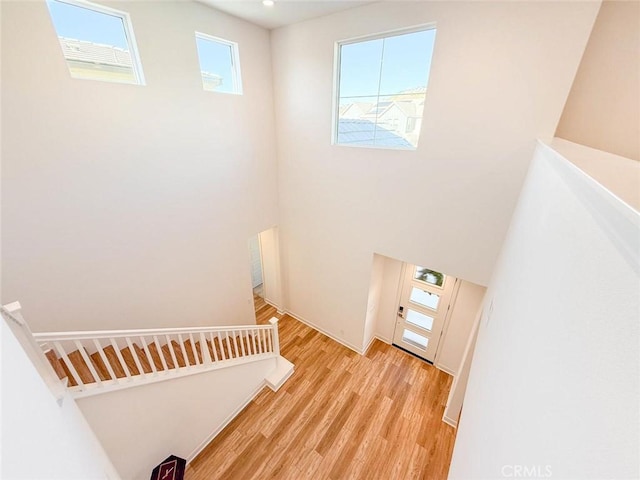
[414,266,445,287]
[406,309,434,331]
[402,329,428,350]
[409,287,440,310]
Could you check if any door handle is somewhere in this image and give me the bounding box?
[398,305,404,318]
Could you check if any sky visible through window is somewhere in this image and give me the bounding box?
[339,29,436,99]
[47,0,128,49]
[195,36,236,94]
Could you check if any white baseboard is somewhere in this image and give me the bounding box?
[284,309,364,355]
[442,414,458,428]
[374,334,392,345]
[436,363,457,377]
[186,381,266,462]
[264,297,282,313]
[362,335,376,355]
[362,335,391,355]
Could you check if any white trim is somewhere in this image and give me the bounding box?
[436,364,456,377]
[442,414,458,428]
[434,278,462,366]
[48,0,146,85]
[374,333,392,345]
[194,31,243,95]
[263,298,282,314]
[336,22,437,47]
[33,323,273,341]
[330,40,340,146]
[186,381,266,462]
[362,334,377,355]
[284,309,364,355]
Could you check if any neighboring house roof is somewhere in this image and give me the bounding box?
[58,37,132,68]
[341,102,375,119]
[365,102,392,116]
[391,101,417,117]
[337,119,412,148]
[398,86,427,95]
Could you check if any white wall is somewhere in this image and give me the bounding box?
[435,280,485,376]
[77,357,277,480]
[556,0,640,161]
[551,138,640,211]
[271,1,600,350]
[443,307,480,428]
[1,319,119,479]
[1,0,278,331]
[449,142,640,478]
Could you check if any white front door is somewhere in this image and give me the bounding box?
[392,264,456,363]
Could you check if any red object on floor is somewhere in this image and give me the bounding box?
[150,455,186,480]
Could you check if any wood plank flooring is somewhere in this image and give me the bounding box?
[186,296,456,479]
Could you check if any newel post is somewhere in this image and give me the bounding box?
[1,302,66,400]
[269,317,280,356]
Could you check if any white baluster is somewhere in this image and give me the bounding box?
[154,335,169,372]
[93,339,118,383]
[110,338,132,380]
[209,332,219,362]
[238,331,247,357]
[140,336,157,374]
[217,332,226,360]
[178,334,190,367]
[225,331,233,359]
[125,337,146,377]
[165,335,179,370]
[188,333,200,365]
[232,330,240,359]
[75,340,102,386]
[54,341,84,388]
[200,332,212,365]
[251,329,258,354]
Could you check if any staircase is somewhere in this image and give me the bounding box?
[2,301,293,399]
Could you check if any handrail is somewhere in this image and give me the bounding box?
[33,323,273,342]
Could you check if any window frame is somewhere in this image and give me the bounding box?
[194,32,243,95]
[331,23,437,151]
[47,0,146,85]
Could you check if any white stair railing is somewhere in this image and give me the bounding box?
[33,319,281,398]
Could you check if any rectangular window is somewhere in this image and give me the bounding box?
[334,27,436,150]
[195,33,242,95]
[46,0,144,85]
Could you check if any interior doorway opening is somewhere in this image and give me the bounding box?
[248,235,264,299]
[247,227,283,323]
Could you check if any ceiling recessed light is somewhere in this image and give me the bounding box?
[262,0,274,6]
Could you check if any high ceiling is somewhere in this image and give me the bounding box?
[198,0,373,30]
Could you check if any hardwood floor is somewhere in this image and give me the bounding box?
[186,297,456,479]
